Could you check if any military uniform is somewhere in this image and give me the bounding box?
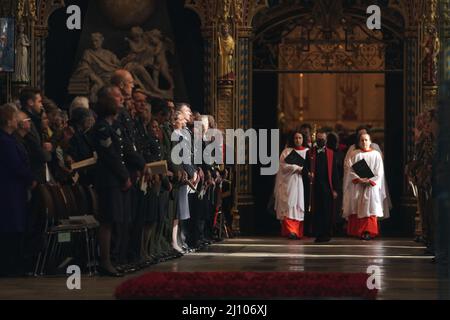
[116,108,146,174]
[91,118,129,223]
[114,108,145,266]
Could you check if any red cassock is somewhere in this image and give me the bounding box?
[347,215,379,238]
[281,218,304,238]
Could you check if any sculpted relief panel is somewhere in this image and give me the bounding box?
[69,27,174,102]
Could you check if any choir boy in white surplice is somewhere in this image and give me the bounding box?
[343,133,389,240]
[274,131,308,240]
[343,126,391,216]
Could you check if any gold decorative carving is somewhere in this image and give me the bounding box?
[17,0,37,22]
[186,0,267,28]
[421,0,440,86]
[217,83,233,130]
[278,26,385,72]
[423,86,438,110]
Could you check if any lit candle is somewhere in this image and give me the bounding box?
[299,73,304,121]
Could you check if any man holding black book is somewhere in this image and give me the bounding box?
[343,133,389,240]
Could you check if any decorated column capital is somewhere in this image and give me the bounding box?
[35,0,65,31]
[237,26,253,38]
[17,0,37,23]
[420,0,440,111]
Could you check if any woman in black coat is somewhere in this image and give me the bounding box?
[0,104,36,276]
[67,107,96,185]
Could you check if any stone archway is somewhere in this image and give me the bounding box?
[184,0,440,236]
[251,1,410,235]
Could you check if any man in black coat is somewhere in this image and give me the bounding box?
[111,70,146,271]
[305,130,340,243]
[67,107,96,186]
[19,88,52,184]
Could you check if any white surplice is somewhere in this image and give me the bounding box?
[342,149,389,219]
[274,147,308,222]
[343,143,382,190]
[343,144,391,219]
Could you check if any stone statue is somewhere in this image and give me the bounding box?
[122,26,154,66]
[13,23,30,82]
[69,28,175,100]
[218,23,235,80]
[122,27,174,98]
[147,29,174,90]
[422,24,440,85]
[72,32,121,102]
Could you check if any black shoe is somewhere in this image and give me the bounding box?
[202,239,213,245]
[361,232,372,241]
[97,266,124,277]
[314,237,331,243]
[116,264,137,274]
[288,233,298,240]
[144,257,158,267]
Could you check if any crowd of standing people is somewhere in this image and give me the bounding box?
[0,69,234,277]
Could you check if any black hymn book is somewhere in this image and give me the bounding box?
[285,149,306,166]
[352,159,375,179]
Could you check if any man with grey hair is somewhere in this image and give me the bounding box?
[111,69,146,272]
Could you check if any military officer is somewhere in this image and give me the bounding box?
[92,85,131,277]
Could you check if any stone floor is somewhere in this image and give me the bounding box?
[0,237,448,300]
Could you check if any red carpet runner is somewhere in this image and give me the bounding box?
[115,272,377,299]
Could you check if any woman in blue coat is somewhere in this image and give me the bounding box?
[0,104,36,276]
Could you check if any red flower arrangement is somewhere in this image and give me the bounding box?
[115,272,378,300]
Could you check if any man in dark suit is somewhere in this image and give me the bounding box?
[19,88,52,184]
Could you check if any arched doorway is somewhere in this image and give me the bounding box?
[251,1,410,236]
